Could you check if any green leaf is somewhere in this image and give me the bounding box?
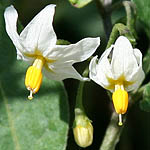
[69,0,92,8]
[132,0,150,38]
[142,47,150,75]
[0,4,69,150]
[140,83,150,112]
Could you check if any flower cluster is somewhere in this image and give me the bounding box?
[4,3,145,148]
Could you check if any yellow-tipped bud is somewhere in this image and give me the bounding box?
[112,88,128,126]
[25,66,43,100]
[73,115,93,148]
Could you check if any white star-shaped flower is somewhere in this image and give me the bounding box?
[4,5,100,99]
[89,36,145,125]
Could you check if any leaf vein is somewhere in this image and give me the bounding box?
[0,82,21,150]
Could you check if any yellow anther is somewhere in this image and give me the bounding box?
[112,87,128,114]
[112,85,128,125]
[25,56,44,99]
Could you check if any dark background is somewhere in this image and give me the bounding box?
[10,0,150,149]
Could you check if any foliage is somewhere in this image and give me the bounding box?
[0,0,150,150]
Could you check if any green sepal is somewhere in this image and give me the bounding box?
[69,0,92,8]
[142,47,150,75]
[56,39,71,45]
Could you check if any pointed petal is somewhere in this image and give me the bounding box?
[133,48,142,67]
[125,67,145,91]
[89,46,114,90]
[44,37,100,63]
[125,48,145,91]
[4,5,25,59]
[43,63,89,81]
[111,36,139,79]
[20,4,57,54]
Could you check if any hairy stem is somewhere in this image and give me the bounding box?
[99,112,124,150]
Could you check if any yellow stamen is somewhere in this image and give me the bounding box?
[112,85,128,125]
[25,56,44,99]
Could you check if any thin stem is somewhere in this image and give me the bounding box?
[99,112,124,150]
[106,23,128,48]
[106,23,136,49]
[123,1,137,39]
[123,1,132,28]
[75,67,89,114]
[94,0,112,40]
[75,81,85,111]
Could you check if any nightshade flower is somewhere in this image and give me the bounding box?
[4,5,100,100]
[89,36,145,125]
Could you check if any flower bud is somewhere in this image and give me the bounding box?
[73,115,93,148]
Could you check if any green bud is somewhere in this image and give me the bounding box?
[73,115,93,148]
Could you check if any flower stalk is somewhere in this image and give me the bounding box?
[73,67,93,148]
[75,68,89,111]
[106,23,135,49]
[99,112,124,150]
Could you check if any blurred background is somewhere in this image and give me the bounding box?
[9,0,150,149]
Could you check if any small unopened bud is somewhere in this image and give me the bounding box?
[73,115,93,148]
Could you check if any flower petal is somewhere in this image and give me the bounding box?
[20,4,57,54]
[44,37,100,63]
[89,46,114,90]
[43,63,89,81]
[4,5,24,59]
[125,48,145,91]
[111,36,139,79]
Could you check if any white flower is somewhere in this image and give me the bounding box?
[4,5,100,99]
[89,36,145,125]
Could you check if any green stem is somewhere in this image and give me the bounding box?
[106,23,129,48]
[75,67,89,115]
[99,112,124,150]
[106,22,136,49]
[75,82,84,111]
[122,1,137,39]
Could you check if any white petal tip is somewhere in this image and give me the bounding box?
[46,4,56,9]
[96,37,100,44]
[5,5,15,13]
